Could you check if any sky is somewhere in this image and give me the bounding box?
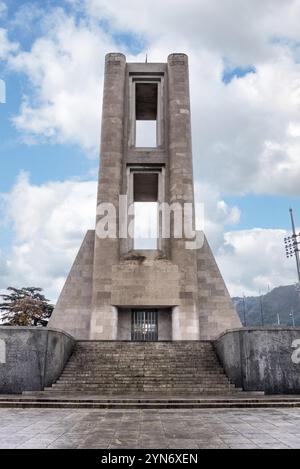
[0,0,300,301]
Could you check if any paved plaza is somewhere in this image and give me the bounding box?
[0,407,300,449]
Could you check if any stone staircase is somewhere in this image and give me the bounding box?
[45,341,239,394]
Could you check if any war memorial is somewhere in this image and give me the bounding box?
[0,54,300,449]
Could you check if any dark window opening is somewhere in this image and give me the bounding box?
[135,83,157,120]
[135,82,157,147]
[133,172,158,202]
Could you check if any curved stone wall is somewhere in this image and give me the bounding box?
[215,327,300,394]
[0,327,75,394]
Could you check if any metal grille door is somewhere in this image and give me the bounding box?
[132,310,158,341]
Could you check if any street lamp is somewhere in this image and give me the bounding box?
[290,309,295,327]
[284,208,300,288]
[284,208,300,326]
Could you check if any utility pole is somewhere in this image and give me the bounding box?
[259,289,264,326]
[242,294,247,326]
[277,313,281,326]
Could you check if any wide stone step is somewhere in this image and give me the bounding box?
[73,355,216,358]
[66,358,219,362]
[73,351,216,354]
[64,361,221,366]
[56,372,227,380]
[58,373,229,379]
[59,374,228,379]
[61,369,225,378]
[67,361,220,366]
[63,367,222,373]
[68,352,219,356]
[51,382,235,388]
[56,381,231,387]
[53,379,229,388]
[53,378,233,385]
[52,385,235,391]
[64,366,221,371]
[70,349,217,353]
[75,342,214,346]
[9,396,298,409]
[62,366,224,371]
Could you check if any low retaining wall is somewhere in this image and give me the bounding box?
[0,327,75,394]
[215,327,300,394]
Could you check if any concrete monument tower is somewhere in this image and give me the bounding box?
[49,53,241,340]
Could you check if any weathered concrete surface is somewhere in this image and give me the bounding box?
[0,327,75,394]
[215,327,300,394]
[198,234,241,339]
[111,257,180,307]
[48,230,95,339]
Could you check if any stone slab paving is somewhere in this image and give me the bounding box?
[0,408,300,449]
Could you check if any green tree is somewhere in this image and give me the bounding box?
[0,287,54,326]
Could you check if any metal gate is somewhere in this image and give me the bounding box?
[131,310,158,341]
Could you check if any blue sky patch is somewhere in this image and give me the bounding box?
[222,64,256,84]
[224,194,300,231]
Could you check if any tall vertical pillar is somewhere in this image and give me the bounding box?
[168,54,199,340]
[90,53,126,339]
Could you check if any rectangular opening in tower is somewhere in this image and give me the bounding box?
[133,172,158,249]
[135,82,157,148]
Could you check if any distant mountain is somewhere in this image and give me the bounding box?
[232,284,300,327]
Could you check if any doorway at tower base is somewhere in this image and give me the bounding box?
[118,308,172,341]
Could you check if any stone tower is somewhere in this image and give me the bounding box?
[49,53,241,340]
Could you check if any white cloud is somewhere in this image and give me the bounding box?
[189,48,300,196]
[217,228,297,296]
[8,8,117,152]
[79,0,300,63]
[194,182,240,250]
[1,173,97,301]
